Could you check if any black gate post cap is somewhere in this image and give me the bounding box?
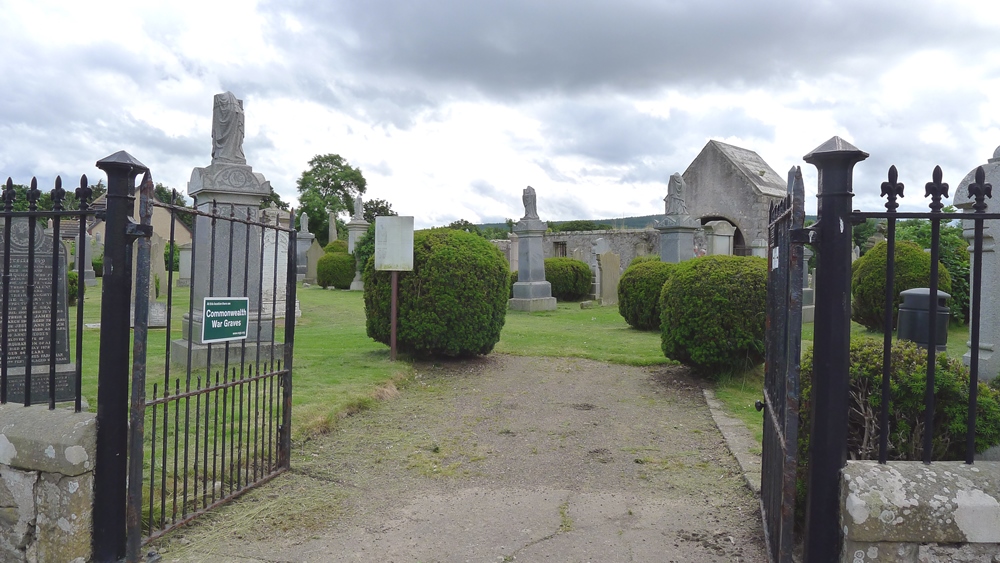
[803,136,869,164]
[96,150,149,173]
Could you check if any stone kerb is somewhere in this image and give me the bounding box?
[841,461,1000,562]
[0,405,96,563]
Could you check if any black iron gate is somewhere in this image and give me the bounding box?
[122,174,297,560]
[759,167,807,563]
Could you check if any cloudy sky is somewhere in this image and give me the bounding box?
[3,0,1000,229]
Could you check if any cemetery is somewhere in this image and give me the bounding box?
[3,91,999,563]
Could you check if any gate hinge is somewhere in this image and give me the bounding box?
[125,219,153,242]
[790,227,818,246]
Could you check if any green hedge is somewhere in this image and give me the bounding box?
[797,339,1000,519]
[317,252,356,289]
[627,254,660,267]
[618,260,675,330]
[363,229,509,357]
[851,240,952,331]
[324,240,349,254]
[67,271,82,305]
[544,257,591,301]
[659,255,767,376]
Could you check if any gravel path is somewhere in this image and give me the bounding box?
[154,355,766,562]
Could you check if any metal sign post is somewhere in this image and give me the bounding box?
[375,216,414,361]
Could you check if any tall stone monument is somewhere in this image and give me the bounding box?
[347,196,369,291]
[170,92,274,366]
[657,173,700,263]
[509,186,556,311]
[76,231,96,286]
[296,211,315,282]
[954,145,1000,381]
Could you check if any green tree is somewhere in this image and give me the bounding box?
[296,154,367,247]
[363,198,396,223]
[152,183,194,231]
[261,186,289,211]
[446,219,481,236]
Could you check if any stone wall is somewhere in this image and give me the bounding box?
[840,460,1000,562]
[541,229,658,270]
[0,405,96,563]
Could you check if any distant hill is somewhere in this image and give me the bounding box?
[480,214,665,232]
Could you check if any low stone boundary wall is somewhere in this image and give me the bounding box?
[841,460,1000,562]
[0,404,96,562]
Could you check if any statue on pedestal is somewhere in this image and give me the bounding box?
[522,186,538,220]
[211,92,246,165]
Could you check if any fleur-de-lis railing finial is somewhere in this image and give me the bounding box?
[26,178,41,211]
[925,165,949,212]
[75,175,92,211]
[881,165,904,211]
[50,176,65,211]
[2,178,15,212]
[969,166,993,213]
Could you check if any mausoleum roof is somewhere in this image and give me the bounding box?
[706,140,787,198]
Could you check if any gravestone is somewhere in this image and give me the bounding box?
[261,212,301,319]
[597,251,620,306]
[954,145,1000,382]
[296,211,315,283]
[657,173,700,263]
[329,212,339,244]
[0,218,75,402]
[76,231,96,286]
[347,197,369,291]
[509,186,556,311]
[304,239,324,285]
[177,242,192,287]
[171,91,276,367]
[590,238,611,300]
[703,220,735,255]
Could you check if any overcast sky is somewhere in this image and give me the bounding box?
[3,0,1000,228]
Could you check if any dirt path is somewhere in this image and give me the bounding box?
[154,355,766,562]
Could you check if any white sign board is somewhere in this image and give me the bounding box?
[375,216,414,271]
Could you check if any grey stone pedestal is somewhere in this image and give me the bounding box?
[509,218,556,312]
[347,217,369,291]
[656,216,700,263]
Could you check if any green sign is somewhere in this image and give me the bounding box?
[202,297,250,343]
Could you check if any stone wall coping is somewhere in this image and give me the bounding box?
[0,405,97,476]
[842,460,1000,544]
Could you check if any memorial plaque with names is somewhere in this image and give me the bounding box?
[0,218,75,402]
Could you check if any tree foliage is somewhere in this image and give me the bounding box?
[296,154,367,247]
[548,220,612,233]
[363,198,396,223]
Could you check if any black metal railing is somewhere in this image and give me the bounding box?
[0,175,94,410]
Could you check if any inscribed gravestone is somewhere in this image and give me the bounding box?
[0,218,74,402]
[304,239,324,285]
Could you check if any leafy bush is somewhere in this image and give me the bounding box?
[317,252,356,289]
[627,254,660,268]
[896,219,969,325]
[67,271,82,305]
[353,223,376,274]
[618,260,675,330]
[544,258,591,301]
[659,255,767,375]
[164,242,179,272]
[851,240,952,331]
[509,270,518,298]
[797,339,1000,517]
[324,240,349,254]
[363,229,510,357]
[93,256,103,277]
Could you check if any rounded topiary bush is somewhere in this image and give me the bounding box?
[628,254,660,267]
[796,339,1000,520]
[851,240,952,331]
[317,252,356,289]
[363,228,510,357]
[659,255,767,375]
[324,240,348,254]
[618,260,675,330]
[544,257,591,301]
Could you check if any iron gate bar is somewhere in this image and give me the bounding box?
[878,167,902,465]
[24,178,38,406]
[48,176,63,409]
[966,166,992,462]
[922,166,948,464]
[75,176,92,413]
[1,179,12,405]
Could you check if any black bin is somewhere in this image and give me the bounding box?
[896,288,950,352]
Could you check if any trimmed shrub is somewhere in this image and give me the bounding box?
[659,255,767,375]
[324,240,348,254]
[93,256,103,277]
[509,270,518,298]
[797,339,1000,518]
[67,271,82,305]
[544,257,591,301]
[618,260,675,330]
[627,254,660,267]
[164,242,179,272]
[851,240,952,331]
[317,252,356,289]
[363,229,509,357]
[353,223,376,274]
